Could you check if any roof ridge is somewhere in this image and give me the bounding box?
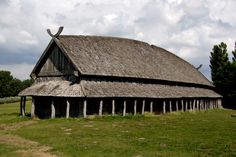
[59,35,151,46]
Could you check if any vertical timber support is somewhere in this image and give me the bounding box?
[99,100,103,116]
[66,100,70,119]
[218,99,223,108]
[150,101,153,113]
[176,100,179,112]
[190,100,193,111]
[112,99,115,116]
[123,100,126,116]
[134,100,137,115]
[142,100,145,115]
[185,100,188,111]
[181,99,184,112]
[163,101,166,114]
[196,99,199,110]
[169,100,172,113]
[204,100,207,110]
[21,96,26,117]
[193,99,196,111]
[31,97,35,118]
[200,99,203,111]
[51,98,55,119]
[20,96,23,116]
[83,99,87,118]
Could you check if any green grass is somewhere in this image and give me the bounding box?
[0,143,18,157]
[0,102,236,157]
[0,101,31,124]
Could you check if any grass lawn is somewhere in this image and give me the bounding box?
[0,102,236,157]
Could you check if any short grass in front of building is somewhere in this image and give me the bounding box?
[0,102,236,157]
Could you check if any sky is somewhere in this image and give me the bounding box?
[0,0,236,80]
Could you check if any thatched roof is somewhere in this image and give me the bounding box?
[19,81,84,97]
[56,35,212,87]
[20,35,221,98]
[19,80,221,98]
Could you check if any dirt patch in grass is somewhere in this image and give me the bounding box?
[0,134,57,157]
[0,120,37,131]
[0,120,58,157]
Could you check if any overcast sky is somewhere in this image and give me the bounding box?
[0,0,236,80]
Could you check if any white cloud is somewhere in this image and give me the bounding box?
[0,35,6,44]
[0,0,236,80]
[0,63,34,80]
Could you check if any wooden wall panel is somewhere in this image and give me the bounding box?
[38,45,75,76]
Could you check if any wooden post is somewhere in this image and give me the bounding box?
[193,99,195,111]
[185,100,188,111]
[202,99,204,110]
[112,99,115,116]
[200,100,203,110]
[211,99,214,109]
[51,98,55,119]
[196,100,199,110]
[150,101,153,113]
[83,99,87,118]
[134,100,137,115]
[123,100,126,116]
[66,100,70,119]
[169,100,172,113]
[22,96,26,117]
[207,100,209,110]
[176,100,179,112]
[203,100,205,110]
[219,99,222,108]
[20,96,23,116]
[163,101,166,114]
[181,99,184,112]
[189,100,193,111]
[31,97,35,118]
[99,100,103,116]
[142,100,145,115]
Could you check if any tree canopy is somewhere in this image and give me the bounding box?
[0,70,33,98]
[210,42,236,108]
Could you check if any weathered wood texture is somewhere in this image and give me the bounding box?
[31,97,35,118]
[38,45,75,77]
[51,99,55,119]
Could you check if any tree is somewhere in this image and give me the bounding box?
[0,71,13,97]
[21,79,34,90]
[0,70,33,98]
[229,46,236,98]
[210,42,236,109]
[210,42,230,96]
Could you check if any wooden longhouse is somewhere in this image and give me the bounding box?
[19,27,222,118]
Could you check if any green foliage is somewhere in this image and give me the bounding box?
[0,70,33,98]
[210,42,230,96]
[210,43,236,107]
[232,45,236,62]
[0,71,13,97]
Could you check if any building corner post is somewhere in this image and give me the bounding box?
[51,97,55,119]
[66,100,70,119]
[83,99,87,118]
[31,97,35,118]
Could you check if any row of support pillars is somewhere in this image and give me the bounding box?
[22,97,223,118]
[162,99,223,114]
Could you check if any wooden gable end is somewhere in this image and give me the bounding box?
[36,43,75,77]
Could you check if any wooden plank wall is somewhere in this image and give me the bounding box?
[38,45,75,76]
